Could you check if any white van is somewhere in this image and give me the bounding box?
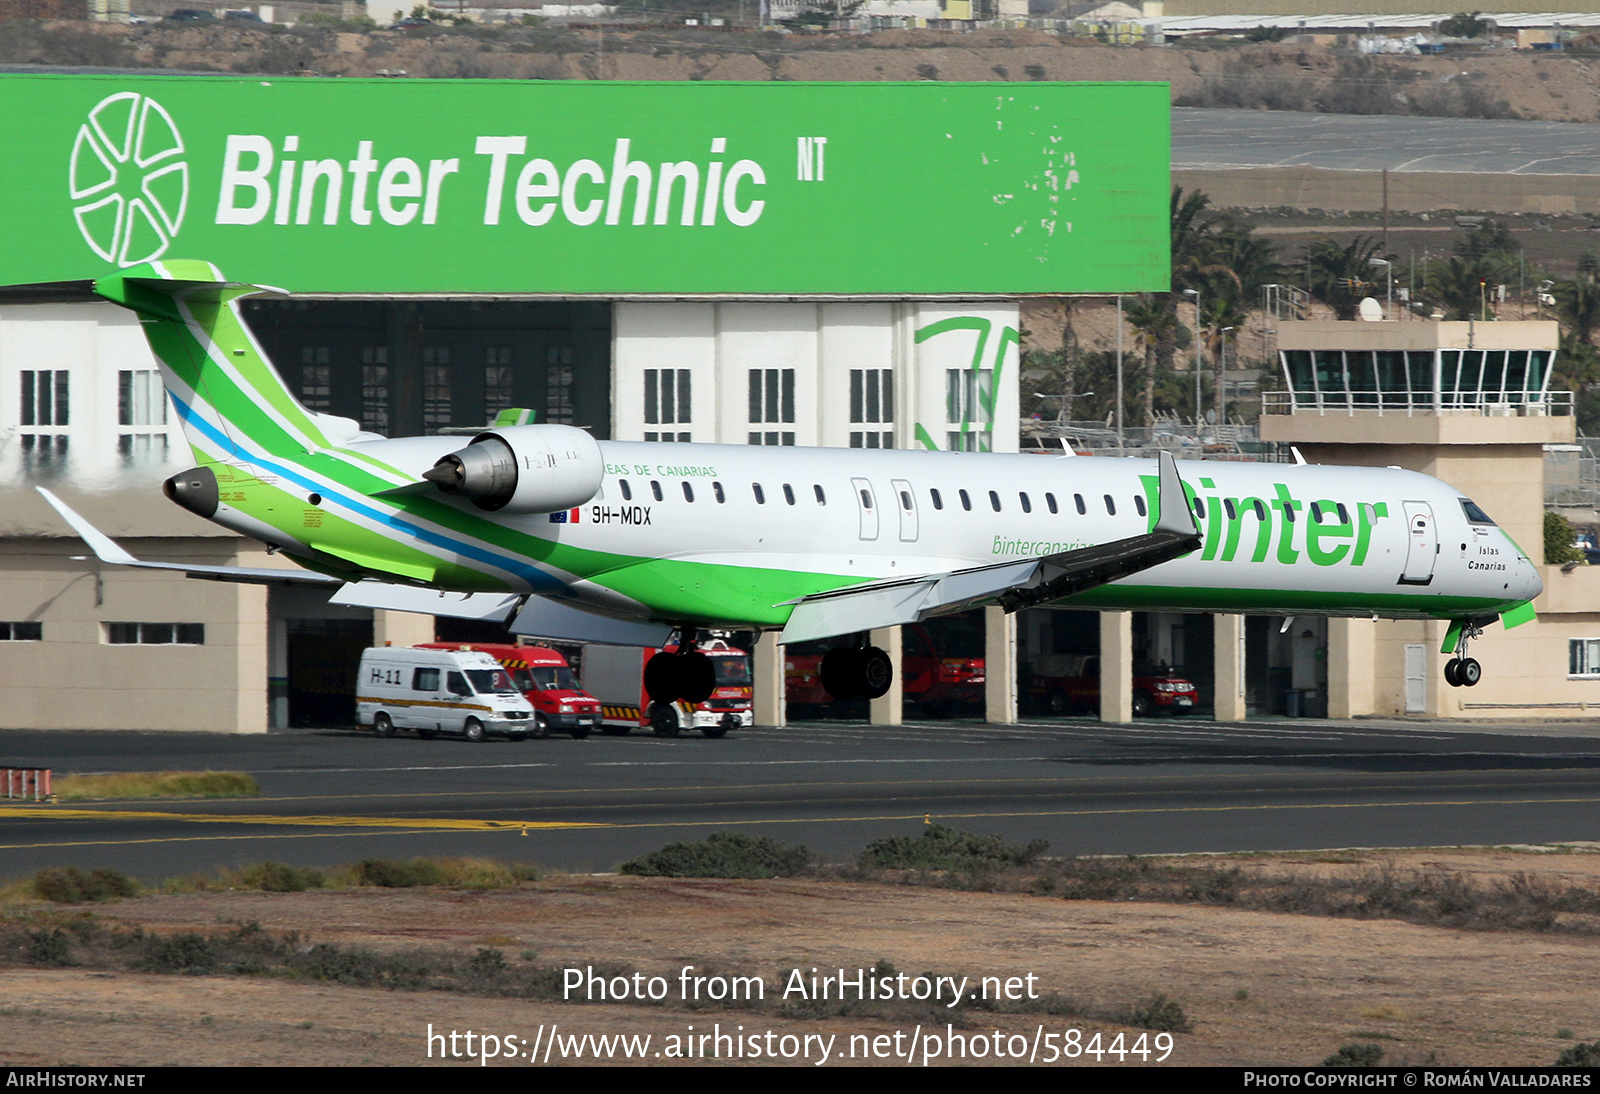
[357,647,536,742]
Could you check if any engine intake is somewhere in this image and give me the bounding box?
[423,424,603,514]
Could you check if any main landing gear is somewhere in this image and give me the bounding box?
[819,643,893,701]
[644,627,716,705]
[1444,621,1485,688]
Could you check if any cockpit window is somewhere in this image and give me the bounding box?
[1460,498,1497,526]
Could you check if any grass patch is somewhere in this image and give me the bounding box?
[340,857,540,889]
[54,771,259,801]
[620,832,812,879]
[859,824,1048,872]
[33,867,140,903]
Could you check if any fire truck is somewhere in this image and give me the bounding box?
[581,637,753,738]
[418,643,601,738]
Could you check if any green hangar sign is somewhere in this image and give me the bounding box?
[1,75,1169,295]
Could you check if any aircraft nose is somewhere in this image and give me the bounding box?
[1516,557,1543,601]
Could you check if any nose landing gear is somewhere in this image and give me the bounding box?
[1444,621,1485,688]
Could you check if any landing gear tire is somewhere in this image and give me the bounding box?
[1445,658,1462,688]
[649,702,681,738]
[534,713,551,738]
[819,647,860,700]
[857,647,892,700]
[819,645,893,701]
[463,717,486,743]
[678,651,716,704]
[373,712,395,739]
[644,652,680,704]
[1459,657,1482,687]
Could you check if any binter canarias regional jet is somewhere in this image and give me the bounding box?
[15,261,1541,705]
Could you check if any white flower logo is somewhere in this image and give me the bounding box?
[68,92,189,266]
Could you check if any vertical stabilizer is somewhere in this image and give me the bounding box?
[92,259,327,464]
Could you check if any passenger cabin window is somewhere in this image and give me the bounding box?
[619,480,632,502]
[899,490,912,511]
[783,484,796,505]
[1103,495,1116,516]
[989,491,1001,512]
[959,489,972,512]
[1074,494,1086,515]
[1284,502,1297,523]
[752,483,765,504]
[650,480,663,502]
[682,482,694,502]
[1224,499,1237,521]
[1046,493,1058,514]
[713,481,725,503]
[1193,497,1206,519]
[1134,496,1147,517]
[1336,503,1349,524]
[930,488,943,510]
[814,484,826,505]
[859,489,873,509]
[1253,500,1267,521]
[1019,492,1032,513]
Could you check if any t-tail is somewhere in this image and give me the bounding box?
[88,259,363,466]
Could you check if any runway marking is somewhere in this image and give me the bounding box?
[0,807,608,832]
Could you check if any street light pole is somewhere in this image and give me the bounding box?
[1182,288,1202,438]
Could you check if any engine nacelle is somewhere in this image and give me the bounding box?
[422,424,603,514]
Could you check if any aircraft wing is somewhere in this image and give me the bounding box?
[777,450,1202,645]
[36,488,342,587]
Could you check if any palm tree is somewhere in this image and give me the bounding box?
[1304,236,1384,320]
[1124,294,1175,429]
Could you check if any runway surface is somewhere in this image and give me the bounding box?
[1174,107,1600,175]
[3,716,1599,878]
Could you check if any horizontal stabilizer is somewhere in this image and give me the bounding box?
[36,488,341,588]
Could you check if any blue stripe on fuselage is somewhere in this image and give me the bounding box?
[169,394,567,594]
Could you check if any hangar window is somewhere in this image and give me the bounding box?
[850,369,893,449]
[545,348,575,425]
[750,431,795,446]
[645,432,691,442]
[105,623,205,645]
[21,370,69,427]
[0,623,41,641]
[361,350,389,434]
[645,368,691,427]
[423,357,452,431]
[118,370,170,465]
[946,368,993,451]
[1571,639,1600,678]
[485,347,514,420]
[749,368,795,425]
[300,364,331,411]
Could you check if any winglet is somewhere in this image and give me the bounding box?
[1153,451,1199,537]
[36,488,139,566]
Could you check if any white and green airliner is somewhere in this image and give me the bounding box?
[21,261,1541,703]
